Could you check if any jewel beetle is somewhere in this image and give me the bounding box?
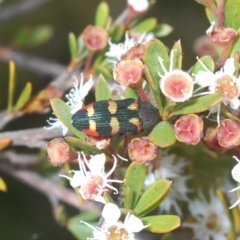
[71,98,159,137]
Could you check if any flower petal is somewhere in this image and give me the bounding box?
[102,203,121,224]
[124,213,146,232]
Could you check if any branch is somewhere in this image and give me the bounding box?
[0,159,100,212]
[0,0,53,22]
[0,45,66,77]
[0,127,63,149]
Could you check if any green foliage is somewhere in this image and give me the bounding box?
[134,179,171,217]
[149,121,176,148]
[13,82,32,112]
[50,98,85,139]
[95,1,109,27]
[169,93,222,117]
[95,74,111,101]
[67,211,99,240]
[123,162,147,209]
[12,25,53,48]
[224,0,240,29]
[141,215,180,234]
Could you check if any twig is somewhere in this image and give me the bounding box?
[0,45,66,78]
[0,159,100,212]
[0,0,53,22]
[0,127,63,149]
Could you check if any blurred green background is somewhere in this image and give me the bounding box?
[0,0,208,239]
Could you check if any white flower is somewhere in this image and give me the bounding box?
[183,190,230,240]
[105,32,153,64]
[127,0,149,12]
[229,156,240,209]
[195,57,240,120]
[145,154,191,215]
[45,74,94,135]
[60,153,124,204]
[158,50,194,102]
[82,203,149,239]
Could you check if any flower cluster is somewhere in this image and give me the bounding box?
[60,152,123,204]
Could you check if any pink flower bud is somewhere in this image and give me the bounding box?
[47,138,78,166]
[203,125,225,152]
[114,58,144,89]
[82,25,108,52]
[121,43,145,61]
[217,119,240,149]
[174,114,203,145]
[128,137,158,164]
[206,23,238,64]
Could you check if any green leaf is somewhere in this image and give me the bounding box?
[124,87,138,99]
[65,137,103,155]
[69,32,78,59]
[141,215,180,233]
[110,24,125,43]
[103,192,116,204]
[123,162,147,209]
[231,31,240,57]
[143,39,169,87]
[95,1,109,27]
[7,61,16,114]
[224,0,240,29]
[95,75,111,101]
[135,18,157,33]
[149,121,176,148]
[143,39,169,112]
[67,211,99,240]
[94,65,112,81]
[153,23,173,38]
[170,40,182,69]
[169,93,223,117]
[50,98,85,139]
[191,55,215,77]
[13,82,32,112]
[205,7,217,24]
[134,179,172,217]
[13,25,53,48]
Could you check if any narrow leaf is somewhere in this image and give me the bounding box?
[169,93,222,117]
[7,61,16,113]
[123,162,147,209]
[95,74,111,101]
[94,66,112,82]
[65,137,103,155]
[149,121,176,148]
[134,179,172,217]
[191,55,215,77]
[69,32,78,59]
[50,98,85,139]
[141,215,180,233]
[13,82,32,112]
[0,177,7,192]
[95,1,109,27]
[143,39,169,112]
[110,24,125,43]
[153,23,173,38]
[67,211,99,240]
[124,87,138,99]
[170,40,182,69]
[135,18,157,33]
